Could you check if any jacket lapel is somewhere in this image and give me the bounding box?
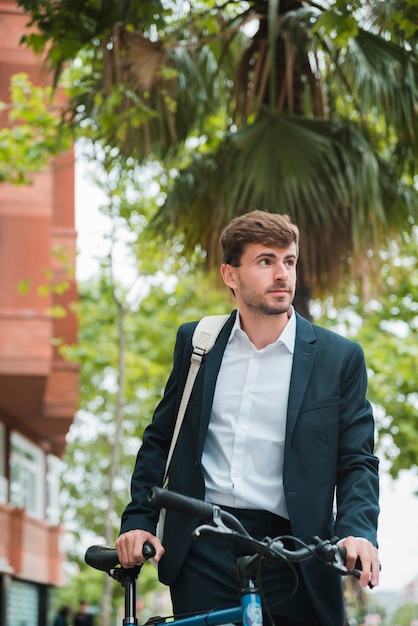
[285,313,318,443]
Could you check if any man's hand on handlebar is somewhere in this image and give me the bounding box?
[116,529,165,569]
[339,536,380,588]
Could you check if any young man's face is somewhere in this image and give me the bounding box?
[221,242,297,317]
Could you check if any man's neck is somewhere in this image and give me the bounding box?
[238,309,291,350]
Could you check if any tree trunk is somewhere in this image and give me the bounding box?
[293,255,313,321]
[101,288,127,626]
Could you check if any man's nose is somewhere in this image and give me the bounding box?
[273,262,289,280]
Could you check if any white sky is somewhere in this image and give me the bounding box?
[75,155,418,595]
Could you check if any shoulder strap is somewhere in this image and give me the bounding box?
[191,314,231,353]
[163,314,230,483]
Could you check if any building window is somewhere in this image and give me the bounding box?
[9,432,45,519]
[6,578,39,626]
[46,454,63,524]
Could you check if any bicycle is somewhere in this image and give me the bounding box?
[85,486,364,626]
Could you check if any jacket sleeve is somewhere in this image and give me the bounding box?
[334,342,379,546]
[119,322,196,535]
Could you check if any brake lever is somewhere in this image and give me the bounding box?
[193,505,236,538]
[313,538,359,579]
[193,523,234,538]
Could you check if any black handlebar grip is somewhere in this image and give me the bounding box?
[149,487,215,523]
[142,541,156,559]
[85,541,156,572]
[85,545,120,571]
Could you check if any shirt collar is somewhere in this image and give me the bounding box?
[230,306,296,354]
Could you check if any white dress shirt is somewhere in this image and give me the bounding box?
[202,308,296,519]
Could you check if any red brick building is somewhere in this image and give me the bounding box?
[0,1,79,623]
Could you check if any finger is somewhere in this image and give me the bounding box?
[116,530,144,567]
[370,549,380,588]
[115,537,130,568]
[356,545,379,588]
[152,540,165,563]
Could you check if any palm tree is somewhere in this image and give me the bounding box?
[19,0,417,315]
[149,0,418,316]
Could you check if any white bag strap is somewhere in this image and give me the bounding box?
[163,314,230,483]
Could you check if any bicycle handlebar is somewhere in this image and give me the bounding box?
[147,487,351,573]
[84,487,361,580]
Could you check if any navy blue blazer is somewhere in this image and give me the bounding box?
[121,310,379,626]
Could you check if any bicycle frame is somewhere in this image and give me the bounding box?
[145,606,251,626]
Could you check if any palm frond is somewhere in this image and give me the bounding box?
[74,31,226,159]
[153,109,418,293]
[336,29,417,163]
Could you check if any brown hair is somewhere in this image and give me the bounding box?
[220,210,299,266]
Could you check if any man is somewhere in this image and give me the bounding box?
[53,606,72,626]
[116,210,380,626]
[74,600,93,626]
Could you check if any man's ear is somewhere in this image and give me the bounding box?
[220,263,237,290]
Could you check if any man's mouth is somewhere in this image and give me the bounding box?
[269,285,288,293]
